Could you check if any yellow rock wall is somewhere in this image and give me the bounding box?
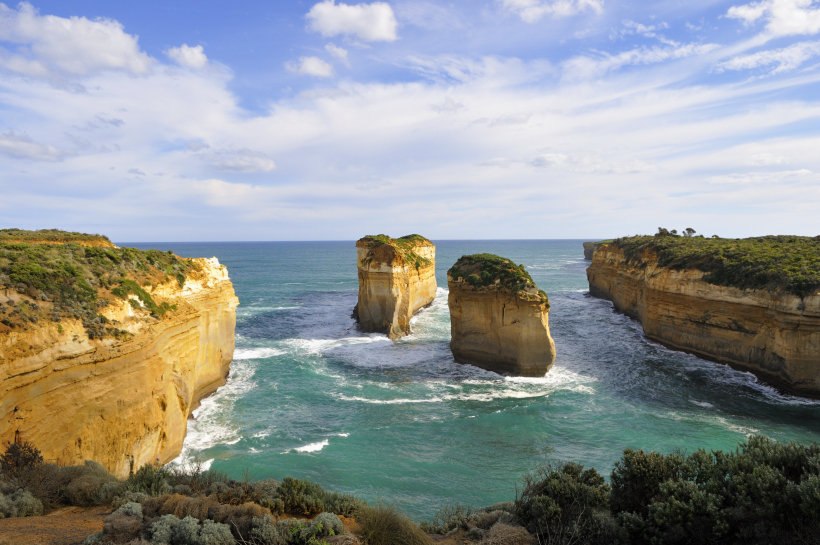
[587,245,820,396]
[448,279,556,376]
[354,239,436,339]
[0,257,238,477]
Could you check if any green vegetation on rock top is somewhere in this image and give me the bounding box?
[611,230,820,298]
[448,253,548,304]
[360,234,433,269]
[0,228,113,245]
[0,233,198,337]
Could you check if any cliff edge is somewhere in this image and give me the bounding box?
[0,233,238,477]
[354,234,436,340]
[587,235,820,397]
[448,254,555,376]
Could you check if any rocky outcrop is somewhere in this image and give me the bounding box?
[354,235,436,340]
[583,242,597,260]
[448,255,556,376]
[0,258,238,477]
[587,244,820,397]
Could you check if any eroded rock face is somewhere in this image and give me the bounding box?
[0,258,238,477]
[583,242,597,260]
[448,255,556,376]
[587,244,820,397]
[354,235,436,340]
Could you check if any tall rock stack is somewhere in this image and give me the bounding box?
[354,235,436,340]
[448,254,556,376]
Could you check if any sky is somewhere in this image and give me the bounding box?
[1,0,820,241]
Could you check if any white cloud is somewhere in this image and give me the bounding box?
[0,2,152,77]
[286,56,335,77]
[532,152,657,173]
[166,44,209,69]
[306,0,398,42]
[726,0,820,38]
[0,131,64,161]
[563,43,719,80]
[325,43,350,66]
[501,0,604,23]
[717,40,820,74]
[707,169,812,184]
[201,149,276,173]
[748,152,788,165]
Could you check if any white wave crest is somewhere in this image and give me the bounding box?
[295,439,329,453]
[233,347,286,360]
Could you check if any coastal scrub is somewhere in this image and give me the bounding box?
[360,234,432,269]
[611,232,820,298]
[448,254,548,304]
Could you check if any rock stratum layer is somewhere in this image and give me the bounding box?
[448,255,556,376]
[587,244,820,396]
[0,258,238,477]
[354,235,436,339]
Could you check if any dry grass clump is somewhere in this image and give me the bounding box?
[141,493,218,520]
[479,523,533,545]
[356,503,431,545]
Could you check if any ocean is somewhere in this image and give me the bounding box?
[125,240,820,520]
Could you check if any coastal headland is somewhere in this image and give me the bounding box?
[587,233,820,397]
[0,230,238,477]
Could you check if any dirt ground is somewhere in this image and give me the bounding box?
[0,505,109,545]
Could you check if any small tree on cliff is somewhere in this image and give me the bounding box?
[684,227,696,237]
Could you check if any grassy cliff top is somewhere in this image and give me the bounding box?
[0,228,114,246]
[448,253,548,303]
[0,234,200,337]
[610,233,820,298]
[359,234,433,269]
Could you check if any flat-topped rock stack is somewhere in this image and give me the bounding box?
[354,234,436,340]
[448,254,556,376]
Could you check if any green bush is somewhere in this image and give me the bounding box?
[356,503,431,545]
[420,503,474,534]
[514,462,613,544]
[359,235,432,269]
[251,515,284,545]
[0,439,43,480]
[447,254,548,304]
[0,489,43,518]
[612,233,820,298]
[126,464,172,496]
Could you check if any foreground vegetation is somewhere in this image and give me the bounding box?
[0,228,113,246]
[359,235,432,269]
[611,229,820,298]
[0,229,198,337]
[448,254,548,304]
[4,435,815,544]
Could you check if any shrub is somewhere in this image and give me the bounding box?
[127,464,172,496]
[447,254,547,304]
[83,532,104,545]
[610,449,686,517]
[116,501,144,519]
[300,512,344,541]
[514,462,610,544]
[199,520,235,545]
[112,490,151,509]
[251,515,283,545]
[278,477,326,516]
[142,493,218,521]
[0,489,44,518]
[356,503,431,545]
[207,501,271,541]
[0,439,43,480]
[420,503,474,534]
[103,511,144,543]
[150,513,181,544]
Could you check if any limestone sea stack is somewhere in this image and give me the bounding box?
[0,231,238,477]
[354,234,436,340]
[448,254,556,376]
[587,234,820,397]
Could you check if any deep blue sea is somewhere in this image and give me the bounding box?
[123,240,820,520]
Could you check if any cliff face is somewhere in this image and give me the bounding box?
[0,258,238,477]
[354,237,436,339]
[587,245,820,396]
[583,242,596,260]
[447,254,556,377]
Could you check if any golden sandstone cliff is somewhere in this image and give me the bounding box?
[0,255,238,478]
[448,255,556,376]
[587,241,820,397]
[354,235,437,340]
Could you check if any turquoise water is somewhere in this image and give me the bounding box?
[126,240,820,520]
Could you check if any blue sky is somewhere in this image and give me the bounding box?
[1,0,819,240]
